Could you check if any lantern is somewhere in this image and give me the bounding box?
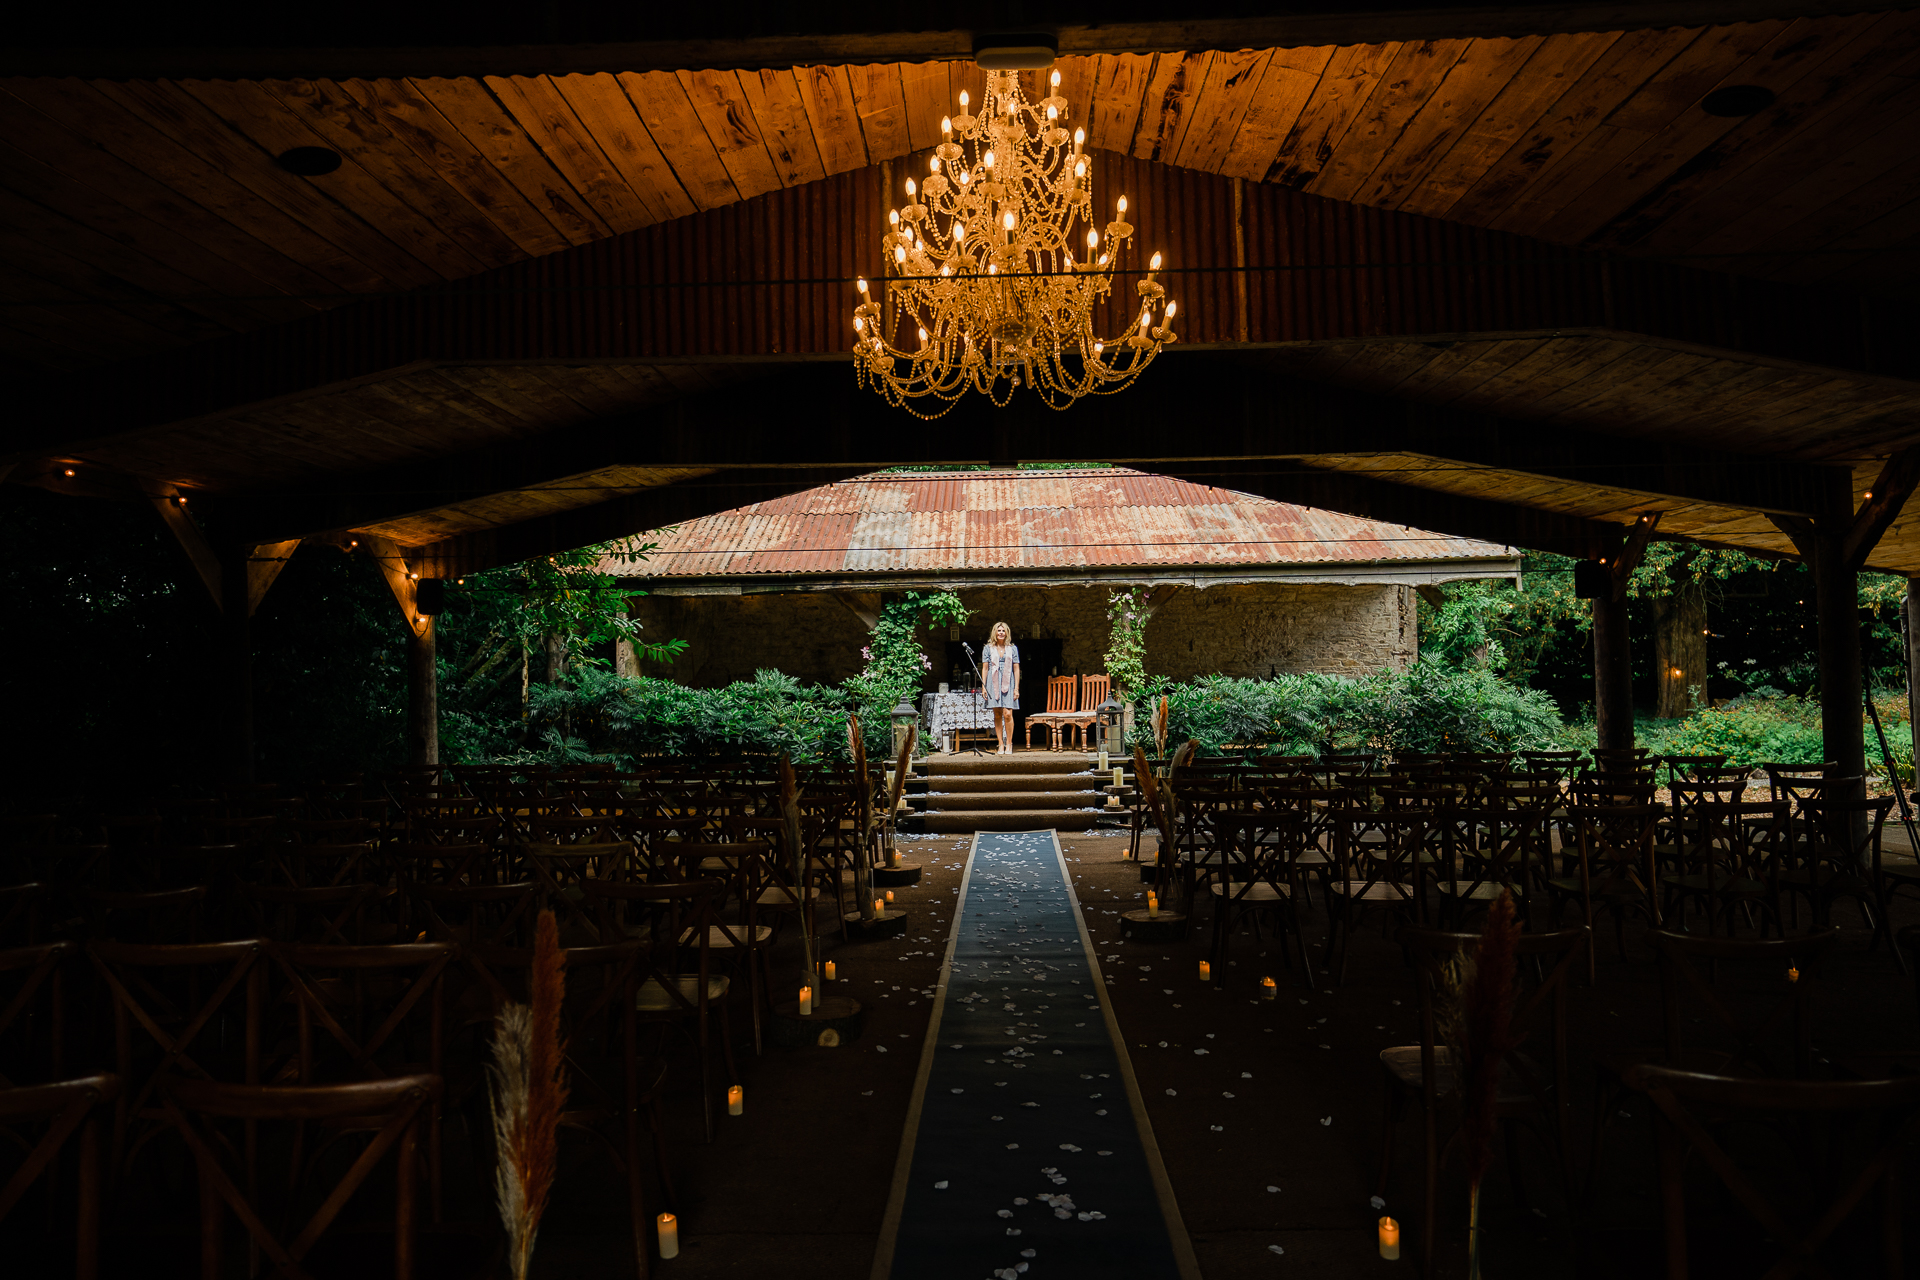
[1097,696,1125,754]
[891,696,919,756]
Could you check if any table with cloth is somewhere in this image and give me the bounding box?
[921,690,992,751]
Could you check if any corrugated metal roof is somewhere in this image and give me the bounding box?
[611,468,1515,579]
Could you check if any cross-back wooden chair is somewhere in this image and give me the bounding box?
[1658,801,1790,938]
[1024,674,1078,750]
[1790,796,1892,944]
[1325,809,1428,984]
[465,938,673,1276]
[407,880,539,949]
[518,841,636,941]
[241,883,384,946]
[0,941,71,1086]
[1434,801,1545,930]
[385,841,499,888]
[270,942,455,1218]
[1059,673,1110,750]
[0,1073,121,1280]
[162,1074,438,1280]
[86,937,266,1175]
[0,882,46,947]
[1376,924,1590,1275]
[579,877,737,1141]
[1545,804,1662,981]
[1623,1066,1920,1280]
[1207,809,1313,987]
[76,885,207,944]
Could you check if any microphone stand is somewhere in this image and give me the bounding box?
[957,642,991,756]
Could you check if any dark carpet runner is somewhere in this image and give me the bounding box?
[874,831,1199,1280]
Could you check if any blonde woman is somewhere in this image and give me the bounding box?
[982,621,1021,754]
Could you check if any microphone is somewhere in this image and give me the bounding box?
[962,642,974,655]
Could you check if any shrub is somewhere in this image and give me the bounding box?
[1132,667,1563,758]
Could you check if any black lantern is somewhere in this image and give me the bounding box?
[1096,696,1124,754]
[891,696,919,757]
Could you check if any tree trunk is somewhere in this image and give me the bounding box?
[1906,585,1920,776]
[1652,584,1708,719]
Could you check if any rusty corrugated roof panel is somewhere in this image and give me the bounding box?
[608,467,1515,578]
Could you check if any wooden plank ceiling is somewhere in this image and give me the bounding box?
[6,11,1920,375]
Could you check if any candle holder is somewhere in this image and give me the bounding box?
[1260,976,1278,1000]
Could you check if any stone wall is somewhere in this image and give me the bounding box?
[627,581,1416,687]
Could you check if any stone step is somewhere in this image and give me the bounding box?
[932,772,1098,793]
[926,755,1093,777]
[919,809,1106,833]
[918,790,1100,812]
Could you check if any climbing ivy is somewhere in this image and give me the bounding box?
[844,590,972,754]
[1104,586,1151,702]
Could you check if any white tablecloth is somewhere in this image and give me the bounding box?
[922,690,991,739]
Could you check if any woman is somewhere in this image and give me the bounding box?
[981,621,1021,755]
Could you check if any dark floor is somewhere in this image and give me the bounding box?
[36,832,1920,1279]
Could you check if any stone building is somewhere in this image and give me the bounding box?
[611,468,1519,720]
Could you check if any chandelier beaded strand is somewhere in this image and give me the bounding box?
[851,68,1178,416]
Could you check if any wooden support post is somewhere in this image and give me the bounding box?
[362,535,437,768]
[408,617,438,768]
[1907,584,1920,778]
[1770,451,1920,805]
[220,543,253,783]
[1593,514,1660,752]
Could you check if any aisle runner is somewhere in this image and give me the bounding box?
[874,831,1199,1280]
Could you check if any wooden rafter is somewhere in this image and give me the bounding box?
[1844,446,1920,572]
[360,535,429,639]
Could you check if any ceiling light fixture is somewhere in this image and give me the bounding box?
[852,68,1176,417]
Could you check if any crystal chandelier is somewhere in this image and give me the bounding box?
[851,68,1178,417]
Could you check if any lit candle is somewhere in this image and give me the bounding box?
[659,1213,680,1259]
[1261,976,1277,1000]
[728,1084,743,1116]
[874,897,885,915]
[799,985,813,1016]
[824,961,836,982]
[1198,960,1211,981]
[885,890,895,904]
[1146,892,1159,918]
[1378,1216,1400,1260]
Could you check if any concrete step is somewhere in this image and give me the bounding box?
[919,809,1106,833]
[919,790,1100,811]
[932,772,1097,793]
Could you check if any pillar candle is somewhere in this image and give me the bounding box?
[799,984,813,1016]
[728,1085,743,1116]
[1146,892,1159,918]
[659,1213,680,1259]
[824,961,836,981]
[885,890,895,904]
[1378,1216,1400,1260]
[873,897,885,915]
[1098,749,1109,772]
[1261,976,1277,1000]
[1198,960,1210,981]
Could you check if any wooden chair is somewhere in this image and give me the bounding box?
[1324,809,1427,984]
[1790,797,1892,940]
[1545,804,1662,981]
[519,841,635,940]
[0,882,46,947]
[75,885,207,944]
[1658,800,1790,938]
[0,1073,121,1280]
[1059,674,1110,751]
[86,937,267,1174]
[0,941,71,1086]
[1024,675,1078,750]
[1376,925,1589,1275]
[1623,1066,1920,1280]
[240,883,384,945]
[270,942,456,1219]
[408,880,539,948]
[580,878,737,1142]
[1207,810,1313,988]
[162,1074,438,1280]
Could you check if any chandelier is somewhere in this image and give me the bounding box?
[851,68,1178,417]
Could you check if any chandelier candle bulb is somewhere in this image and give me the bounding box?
[799,985,813,1017]
[659,1214,679,1259]
[1379,1217,1401,1260]
[728,1085,743,1116]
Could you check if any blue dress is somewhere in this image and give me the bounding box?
[983,643,1020,709]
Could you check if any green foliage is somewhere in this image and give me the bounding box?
[1103,587,1151,702]
[1131,667,1563,759]
[461,536,686,680]
[1632,689,1914,783]
[1418,554,1588,686]
[844,591,969,758]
